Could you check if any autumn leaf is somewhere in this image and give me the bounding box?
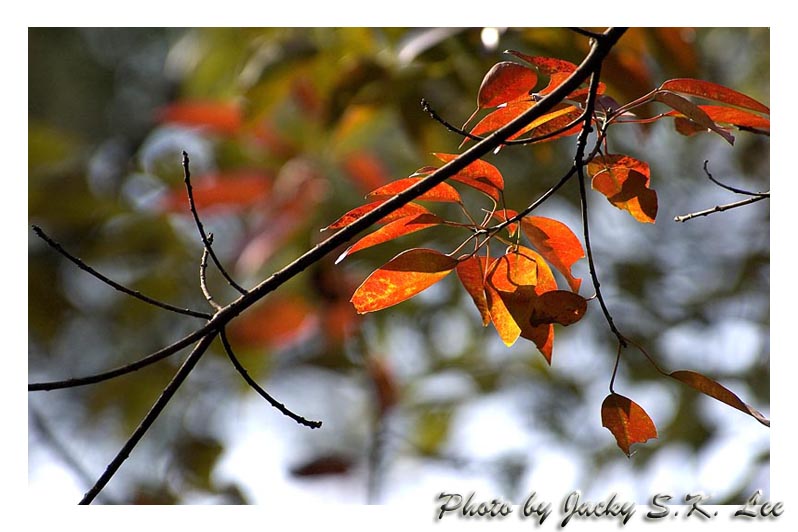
[477,61,538,108]
[467,103,582,143]
[323,201,432,231]
[667,105,770,134]
[660,78,770,115]
[520,216,585,293]
[228,294,317,349]
[484,249,539,347]
[669,370,770,427]
[587,154,658,224]
[654,91,735,145]
[337,213,442,262]
[351,248,458,313]
[528,290,587,327]
[160,171,272,212]
[366,177,462,203]
[432,153,504,201]
[507,51,577,75]
[157,101,242,136]
[601,393,658,457]
[455,256,491,327]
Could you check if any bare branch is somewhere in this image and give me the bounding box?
[200,233,222,311]
[31,225,211,320]
[182,151,248,296]
[79,332,218,505]
[703,160,767,197]
[674,193,770,222]
[219,329,321,429]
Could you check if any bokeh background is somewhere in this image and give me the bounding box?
[28,27,770,505]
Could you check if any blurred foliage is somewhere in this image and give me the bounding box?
[28,28,769,505]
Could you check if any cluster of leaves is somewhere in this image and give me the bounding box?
[325,50,770,455]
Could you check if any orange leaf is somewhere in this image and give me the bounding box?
[323,201,431,231]
[490,208,519,237]
[477,61,538,108]
[337,213,442,262]
[342,151,390,192]
[160,171,272,212]
[667,105,770,132]
[455,256,491,327]
[654,91,734,145]
[659,78,770,115]
[485,250,538,346]
[521,216,585,293]
[469,104,582,143]
[432,153,505,201]
[587,154,658,224]
[367,177,461,203]
[669,370,770,427]
[351,248,458,313]
[601,393,658,457]
[157,101,242,136]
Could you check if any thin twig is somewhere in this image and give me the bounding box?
[702,160,766,196]
[31,225,211,320]
[79,332,218,504]
[608,342,623,394]
[574,65,627,347]
[28,325,213,391]
[568,27,605,40]
[673,193,769,223]
[200,233,222,311]
[219,329,321,429]
[182,152,248,295]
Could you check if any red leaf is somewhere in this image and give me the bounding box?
[667,105,770,132]
[160,171,272,212]
[528,290,587,327]
[337,213,442,262]
[477,61,538,108]
[507,52,577,75]
[468,104,582,143]
[520,216,585,292]
[432,153,504,201]
[367,177,462,203]
[456,256,491,327]
[659,78,770,115]
[323,201,432,231]
[654,91,735,145]
[484,250,539,347]
[669,370,770,427]
[601,393,658,457]
[351,249,458,313]
[587,154,658,224]
[157,101,242,136]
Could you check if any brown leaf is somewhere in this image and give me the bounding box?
[587,154,658,224]
[669,370,770,427]
[528,290,587,327]
[601,393,658,457]
[654,91,735,145]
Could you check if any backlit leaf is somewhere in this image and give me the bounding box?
[601,393,658,457]
[485,249,539,346]
[433,153,504,201]
[477,61,538,108]
[587,154,658,224]
[660,78,770,114]
[337,213,442,262]
[455,255,491,326]
[351,248,458,313]
[654,91,735,145]
[507,51,577,75]
[667,105,770,133]
[528,290,587,327]
[669,370,770,427]
[468,104,582,143]
[367,177,461,203]
[521,216,585,292]
[323,201,431,231]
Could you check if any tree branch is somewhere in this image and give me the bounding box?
[31,225,211,320]
[79,331,218,504]
[702,160,766,197]
[673,193,770,222]
[182,151,248,295]
[219,329,321,429]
